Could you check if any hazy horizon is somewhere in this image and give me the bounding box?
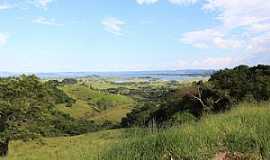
[0,68,216,73]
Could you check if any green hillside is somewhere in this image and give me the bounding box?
[56,84,135,123]
[4,102,270,160]
[6,130,121,160]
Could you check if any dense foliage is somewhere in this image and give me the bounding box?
[120,85,195,127]
[0,75,56,156]
[121,65,270,127]
[209,64,270,102]
[45,80,76,106]
[0,75,97,157]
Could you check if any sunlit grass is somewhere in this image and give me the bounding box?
[101,102,270,160]
[56,84,134,123]
[6,130,122,160]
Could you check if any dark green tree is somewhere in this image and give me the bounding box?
[209,64,270,102]
[0,75,55,156]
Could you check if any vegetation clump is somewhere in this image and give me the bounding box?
[0,75,98,157]
[120,65,270,127]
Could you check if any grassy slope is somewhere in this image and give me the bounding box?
[5,102,270,160]
[56,84,135,123]
[6,130,122,160]
[102,102,270,160]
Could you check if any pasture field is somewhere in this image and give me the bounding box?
[57,84,135,123]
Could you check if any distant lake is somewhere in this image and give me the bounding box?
[0,70,215,81]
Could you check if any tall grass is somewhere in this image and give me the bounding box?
[101,102,270,160]
[4,130,122,160]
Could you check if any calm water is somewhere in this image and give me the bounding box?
[0,70,215,81]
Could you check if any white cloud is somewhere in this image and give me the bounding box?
[247,32,270,54]
[191,57,234,68]
[0,33,9,46]
[180,0,270,67]
[33,17,63,26]
[176,57,236,69]
[136,0,198,5]
[168,0,197,5]
[203,0,270,55]
[181,29,242,49]
[136,0,159,5]
[102,17,126,36]
[181,29,222,48]
[38,0,53,7]
[203,0,270,29]
[0,4,12,10]
[249,23,270,33]
[30,0,54,10]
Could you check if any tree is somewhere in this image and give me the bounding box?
[62,78,77,85]
[0,75,55,157]
[209,64,270,102]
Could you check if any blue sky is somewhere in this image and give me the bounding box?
[0,0,269,72]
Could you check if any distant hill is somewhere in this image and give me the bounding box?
[0,72,19,77]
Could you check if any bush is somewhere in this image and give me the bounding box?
[120,102,161,127]
[62,78,78,85]
[44,80,76,105]
[44,111,99,136]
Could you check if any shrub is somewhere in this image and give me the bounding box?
[62,78,78,85]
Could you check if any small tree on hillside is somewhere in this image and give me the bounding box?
[0,75,55,157]
[183,81,232,118]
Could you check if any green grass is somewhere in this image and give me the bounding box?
[56,84,135,123]
[77,77,206,90]
[4,102,270,160]
[6,130,122,160]
[78,78,136,89]
[101,102,270,160]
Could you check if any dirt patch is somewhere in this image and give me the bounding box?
[213,152,260,160]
